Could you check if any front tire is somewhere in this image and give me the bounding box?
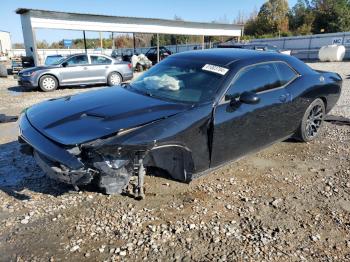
[295,98,325,142]
[39,75,58,92]
[107,72,122,86]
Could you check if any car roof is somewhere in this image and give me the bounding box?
[64,53,111,59]
[170,48,285,67]
[218,43,276,48]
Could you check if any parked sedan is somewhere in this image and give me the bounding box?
[18,49,341,198]
[18,54,133,92]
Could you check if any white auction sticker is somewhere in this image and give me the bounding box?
[202,64,229,75]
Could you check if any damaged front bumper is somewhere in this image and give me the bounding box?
[33,150,94,187]
[18,114,94,186]
[18,114,145,196]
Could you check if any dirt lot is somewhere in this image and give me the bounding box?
[0,63,349,261]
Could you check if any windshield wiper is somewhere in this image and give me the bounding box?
[125,84,154,98]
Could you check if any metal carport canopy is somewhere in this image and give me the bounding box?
[16,8,244,65]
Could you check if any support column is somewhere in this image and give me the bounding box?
[99,32,103,51]
[202,35,205,50]
[157,33,160,63]
[20,13,39,66]
[111,32,115,50]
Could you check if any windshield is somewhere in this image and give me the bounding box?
[52,57,66,65]
[129,58,227,103]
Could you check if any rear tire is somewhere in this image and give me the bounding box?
[107,72,122,86]
[39,75,58,92]
[295,98,325,142]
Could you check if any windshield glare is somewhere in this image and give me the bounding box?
[129,58,227,103]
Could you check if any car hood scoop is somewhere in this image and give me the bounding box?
[26,87,190,145]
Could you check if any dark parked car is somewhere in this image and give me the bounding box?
[18,49,342,199]
[218,42,291,55]
[18,53,133,92]
[145,46,172,64]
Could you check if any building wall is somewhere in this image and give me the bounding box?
[251,32,350,60]
[0,31,12,54]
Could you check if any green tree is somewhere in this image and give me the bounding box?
[312,0,350,33]
[37,40,50,49]
[258,0,290,34]
[289,0,315,35]
[244,0,290,36]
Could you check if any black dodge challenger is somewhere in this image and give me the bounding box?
[18,49,342,198]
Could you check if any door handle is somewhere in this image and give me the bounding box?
[83,67,88,70]
[105,66,109,69]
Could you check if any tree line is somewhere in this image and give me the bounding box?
[13,1,350,49]
[244,0,350,38]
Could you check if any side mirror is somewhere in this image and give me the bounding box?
[239,91,260,104]
[61,62,68,67]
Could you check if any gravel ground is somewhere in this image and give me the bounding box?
[0,62,349,261]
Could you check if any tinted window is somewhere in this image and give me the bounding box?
[228,63,281,94]
[90,55,111,65]
[146,48,156,55]
[275,62,297,85]
[66,55,88,66]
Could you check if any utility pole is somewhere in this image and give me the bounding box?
[157,33,160,63]
[83,30,87,53]
[133,33,136,54]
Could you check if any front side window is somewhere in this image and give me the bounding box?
[65,55,88,66]
[227,62,297,96]
[128,58,227,103]
[228,63,281,95]
[90,55,111,65]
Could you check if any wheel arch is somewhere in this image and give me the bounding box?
[319,96,328,112]
[143,144,195,183]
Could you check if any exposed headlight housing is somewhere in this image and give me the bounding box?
[105,158,130,169]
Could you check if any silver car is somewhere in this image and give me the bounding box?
[18,53,133,92]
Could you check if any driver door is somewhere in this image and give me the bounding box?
[59,54,90,84]
[210,61,296,167]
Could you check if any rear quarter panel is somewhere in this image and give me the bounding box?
[286,71,342,132]
[109,63,133,81]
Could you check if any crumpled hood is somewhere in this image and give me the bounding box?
[26,87,191,145]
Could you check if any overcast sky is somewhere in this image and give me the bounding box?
[1,0,298,43]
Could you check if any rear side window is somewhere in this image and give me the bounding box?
[228,63,281,94]
[274,62,297,85]
[90,55,111,65]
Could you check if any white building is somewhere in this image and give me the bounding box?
[0,30,12,54]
